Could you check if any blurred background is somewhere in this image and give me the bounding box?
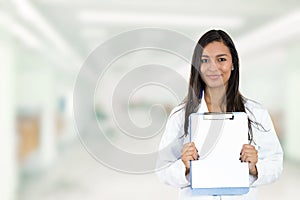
[1,0,300,199]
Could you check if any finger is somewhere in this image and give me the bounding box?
[192,151,199,160]
[241,152,257,159]
[242,147,257,153]
[185,144,197,152]
[183,142,193,148]
[184,147,197,155]
[240,154,247,162]
[182,142,196,151]
[240,153,257,163]
[243,144,255,148]
[187,142,195,148]
[240,153,250,162]
[188,152,199,161]
[182,147,198,158]
[182,144,190,152]
[183,155,197,162]
[241,149,257,157]
[182,150,198,161]
[182,145,194,154]
[242,144,256,151]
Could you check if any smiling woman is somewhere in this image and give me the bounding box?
[156,29,283,200]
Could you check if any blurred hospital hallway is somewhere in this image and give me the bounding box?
[17,137,300,200]
[1,0,300,200]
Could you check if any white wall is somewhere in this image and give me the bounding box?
[0,28,17,200]
[285,45,300,162]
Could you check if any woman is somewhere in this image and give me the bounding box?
[156,30,283,199]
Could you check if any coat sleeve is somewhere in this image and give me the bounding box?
[250,108,283,187]
[156,107,190,188]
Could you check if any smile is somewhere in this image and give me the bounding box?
[207,75,222,80]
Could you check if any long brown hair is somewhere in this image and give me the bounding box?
[179,30,254,141]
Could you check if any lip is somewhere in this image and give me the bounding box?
[207,75,222,80]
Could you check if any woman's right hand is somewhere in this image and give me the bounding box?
[181,142,199,175]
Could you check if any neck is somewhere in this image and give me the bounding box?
[204,86,227,112]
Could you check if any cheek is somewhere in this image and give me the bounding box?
[199,65,204,74]
[221,65,232,74]
[199,67,206,80]
[219,66,232,81]
[224,70,232,81]
[199,64,208,73]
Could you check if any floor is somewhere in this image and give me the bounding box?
[18,137,299,200]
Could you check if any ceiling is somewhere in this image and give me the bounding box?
[2,0,300,80]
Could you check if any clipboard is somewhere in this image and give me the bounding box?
[189,112,249,195]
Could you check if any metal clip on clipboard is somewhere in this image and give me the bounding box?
[202,112,234,120]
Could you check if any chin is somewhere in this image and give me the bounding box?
[206,83,227,90]
[205,81,226,88]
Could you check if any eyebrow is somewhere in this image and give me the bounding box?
[202,54,229,57]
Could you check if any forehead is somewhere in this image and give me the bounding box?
[202,41,231,57]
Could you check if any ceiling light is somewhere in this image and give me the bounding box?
[0,13,42,49]
[78,11,244,29]
[237,9,300,54]
[11,0,82,65]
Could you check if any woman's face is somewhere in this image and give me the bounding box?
[200,41,233,90]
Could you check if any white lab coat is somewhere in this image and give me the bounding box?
[156,97,283,200]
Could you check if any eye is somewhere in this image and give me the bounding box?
[201,58,209,63]
[218,57,227,62]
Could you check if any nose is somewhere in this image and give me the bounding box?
[208,60,219,71]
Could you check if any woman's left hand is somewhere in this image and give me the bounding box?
[240,144,258,176]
